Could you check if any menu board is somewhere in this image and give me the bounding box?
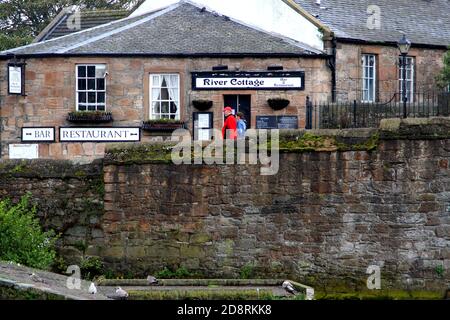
[256,116,278,129]
[256,116,298,129]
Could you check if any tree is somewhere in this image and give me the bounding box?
[437,47,450,89]
[0,0,144,51]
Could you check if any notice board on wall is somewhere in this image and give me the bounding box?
[256,116,299,129]
[193,112,214,141]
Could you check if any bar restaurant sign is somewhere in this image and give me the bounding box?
[192,71,305,90]
[59,127,141,142]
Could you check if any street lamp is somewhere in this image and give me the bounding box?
[397,34,411,118]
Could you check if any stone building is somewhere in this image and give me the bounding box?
[0,1,330,161]
[1,0,449,161]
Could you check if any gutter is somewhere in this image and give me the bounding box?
[0,52,330,60]
[336,37,449,50]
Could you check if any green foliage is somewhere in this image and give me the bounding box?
[436,47,450,88]
[239,263,255,279]
[155,267,193,279]
[0,193,58,270]
[80,256,104,280]
[435,264,445,278]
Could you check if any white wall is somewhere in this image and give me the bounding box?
[131,0,324,51]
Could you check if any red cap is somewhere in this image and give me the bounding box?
[223,107,233,112]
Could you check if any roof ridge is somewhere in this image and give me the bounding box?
[1,4,175,55]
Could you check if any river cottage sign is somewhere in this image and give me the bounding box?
[192,71,305,90]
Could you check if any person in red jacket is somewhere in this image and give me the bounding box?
[222,106,238,140]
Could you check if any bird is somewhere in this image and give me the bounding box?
[115,287,129,300]
[282,280,297,295]
[29,273,45,284]
[147,275,158,285]
[88,282,97,294]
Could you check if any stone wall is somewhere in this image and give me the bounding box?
[0,120,449,291]
[0,160,104,265]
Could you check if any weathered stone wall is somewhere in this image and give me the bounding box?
[0,160,104,264]
[101,123,450,291]
[0,120,449,291]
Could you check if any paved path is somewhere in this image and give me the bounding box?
[0,261,110,300]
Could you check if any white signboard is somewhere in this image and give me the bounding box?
[9,144,39,159]
[192,72,305,90]
[60,127,141,142]
[22,127,55,142]
[8,65,23,94]
[195,77,302,89]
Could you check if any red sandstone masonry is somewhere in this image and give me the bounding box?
[0,57,330,161]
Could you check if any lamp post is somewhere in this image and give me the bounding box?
[397,34,411,118]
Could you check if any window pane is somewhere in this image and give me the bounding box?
[170,75,178,86]
[78,66,86,78]
[78,79,86,90]
[161,101,170,113]
[78,92,86,103]
[88,92,96,103]
[95,65,106,78]
[88,105,96,111]
[170,101,178,114]
[88,79,96,90]
[87,66,96,77]
[152,76,160,87]
[78,104,86,111]
[152,102,160,115]
[97,92,105,103]
[161,78,168,88]
[97,78,105,91]
[161,87,169,100]
[97,105,105,111]
[152,89,160,101]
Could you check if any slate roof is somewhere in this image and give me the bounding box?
[35,9,131,42]
[294,0,450,47]
[1,1,323,58]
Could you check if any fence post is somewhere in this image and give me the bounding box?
[306,96,312,130]
[353,100,357,128]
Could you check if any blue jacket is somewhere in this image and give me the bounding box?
[237,119,247,138]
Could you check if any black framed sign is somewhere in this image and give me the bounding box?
[21,127,55,142]
[59,127,141,142]
[192,71,305,91]
[256,116,299,129]
[8,62,26,95]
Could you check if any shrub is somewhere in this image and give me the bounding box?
[0,193,58,270]
[80,256,104,280]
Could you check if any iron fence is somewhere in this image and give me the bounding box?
[306,91,450,129]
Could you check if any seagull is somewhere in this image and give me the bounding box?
[282,280,297,295]
[115,287,129,300]
[147,275,158,285]
[89,282,97,294]
[29,273,45,284]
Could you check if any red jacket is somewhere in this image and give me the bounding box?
[222,114,238,140]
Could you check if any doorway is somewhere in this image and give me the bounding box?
[223,95,251,128]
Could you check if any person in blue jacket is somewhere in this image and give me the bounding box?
[236,112,247,139]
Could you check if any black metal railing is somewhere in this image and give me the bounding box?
[306,91,450,129]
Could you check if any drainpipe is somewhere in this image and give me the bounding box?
[326,38,337,103]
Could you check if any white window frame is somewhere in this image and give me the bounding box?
[76,64,106,111]
[149,73,180,120]
[399,56,415,103]
[362,54,377,103]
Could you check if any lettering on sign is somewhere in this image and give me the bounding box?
[21,127,55,142]
[9,144,39,159]
[192,72,305,90]
[59,127,141,142]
